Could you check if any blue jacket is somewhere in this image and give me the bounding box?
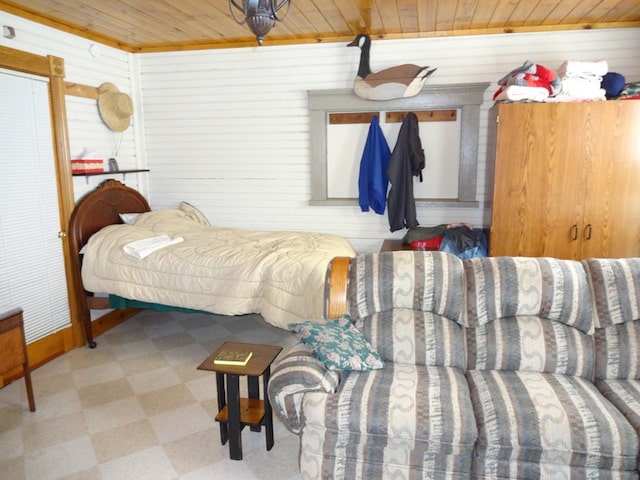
[358,116,391,215]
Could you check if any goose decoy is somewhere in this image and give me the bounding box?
[347,33,437,101]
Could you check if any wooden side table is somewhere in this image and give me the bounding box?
[380,239,414,252]
[0,307,36,412]
[198,342,282,460]
[380,239,443,252]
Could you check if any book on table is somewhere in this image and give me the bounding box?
[214,350,253,366]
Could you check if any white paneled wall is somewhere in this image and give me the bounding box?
[139,28,640,252]
[0,11,145,199]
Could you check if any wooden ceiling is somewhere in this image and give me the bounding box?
[1,0,639,52]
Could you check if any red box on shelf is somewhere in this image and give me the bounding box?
[71,159,104,174]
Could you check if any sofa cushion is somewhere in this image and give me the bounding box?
[346,251,466,326]
[465,256,595,378]
[468,370,640,478]
[467,315,594,377]
[595,379,640,436]
[465,257,593,334]
[594,320,640,380]
[301,363,477,478]
[583,258,640,328]
[583,258,640,382]
[354,308,467,368]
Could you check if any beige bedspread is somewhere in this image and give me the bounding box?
[81,209,356,330]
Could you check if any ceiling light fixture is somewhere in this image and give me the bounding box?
[229,0,291,46]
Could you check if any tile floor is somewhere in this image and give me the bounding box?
[0,310,303,480]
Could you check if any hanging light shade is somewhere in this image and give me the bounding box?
[230,0,291,46]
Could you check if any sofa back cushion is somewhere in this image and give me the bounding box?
[465,257,594,377]
[346,251,467,367]
[353,309,467,368]
[583,258,640,380]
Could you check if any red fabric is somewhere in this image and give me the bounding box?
[410,236,442,250]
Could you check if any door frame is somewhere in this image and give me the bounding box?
[1,45,84,353]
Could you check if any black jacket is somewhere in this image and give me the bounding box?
[386,112,425,232]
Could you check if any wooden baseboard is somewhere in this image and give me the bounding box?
[0,308,140,386]
[90,308,141,338]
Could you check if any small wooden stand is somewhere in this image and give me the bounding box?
[198,342,282,460]
[0,307,36,412]
[380,239,414,252]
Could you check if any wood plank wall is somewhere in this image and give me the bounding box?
[138,28,640,252]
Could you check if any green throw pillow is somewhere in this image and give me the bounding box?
[289,316,384,371]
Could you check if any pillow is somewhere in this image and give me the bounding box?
[119,213,141,225]
[179,201,210,226]
[289,316,384,371]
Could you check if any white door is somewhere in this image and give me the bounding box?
[0,70,71,343]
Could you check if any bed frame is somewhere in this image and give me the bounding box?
[68,179,151,347]
[69,179,355,347]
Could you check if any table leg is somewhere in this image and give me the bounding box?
[247,375,261,433]
[263,366,274,450]
[226,374,242,460]
[216,373,227,445]
[23,362,35,412]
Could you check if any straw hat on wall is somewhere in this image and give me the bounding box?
[97,82,133,132]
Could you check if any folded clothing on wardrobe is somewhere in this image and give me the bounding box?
[493,85,550,102]
[554,59,608,101]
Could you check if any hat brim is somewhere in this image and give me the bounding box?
[97,83,133,132]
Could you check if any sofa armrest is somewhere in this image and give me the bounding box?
[267,342,340,434]
[325,256,351,319]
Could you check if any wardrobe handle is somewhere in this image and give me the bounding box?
[585,224,592,240]
[570,224,578,241]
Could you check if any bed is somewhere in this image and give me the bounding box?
[68,179,356,347]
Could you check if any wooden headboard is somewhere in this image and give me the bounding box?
[68,179,151,347]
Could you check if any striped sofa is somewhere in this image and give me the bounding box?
[268,251,640,479]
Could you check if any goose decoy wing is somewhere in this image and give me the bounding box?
[354,64,437,101]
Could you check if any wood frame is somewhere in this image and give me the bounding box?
[324,256,351,319]
[1,45,144,358]
[68,179,151,347]
[309,83,489,208]
[0,45,84,368]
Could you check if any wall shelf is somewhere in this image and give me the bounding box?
[72,169,149,183]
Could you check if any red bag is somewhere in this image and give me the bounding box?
[409,236,442,250]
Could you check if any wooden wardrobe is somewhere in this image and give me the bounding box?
[489,100,640,259]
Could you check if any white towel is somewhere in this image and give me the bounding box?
[557,60,608,79]
[494,85,549,102]
[556,77,606,100]
[123,235,184,260]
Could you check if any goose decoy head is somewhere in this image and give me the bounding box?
[347,34,372,79]
[347,33,371,49]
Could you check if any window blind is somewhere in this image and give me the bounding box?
[0,71,71,343]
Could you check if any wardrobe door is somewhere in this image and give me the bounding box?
[579,100,640,258]
[0,71,71,343]
[490,103,584,258]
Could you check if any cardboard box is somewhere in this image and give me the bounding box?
[71,159,104,174]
